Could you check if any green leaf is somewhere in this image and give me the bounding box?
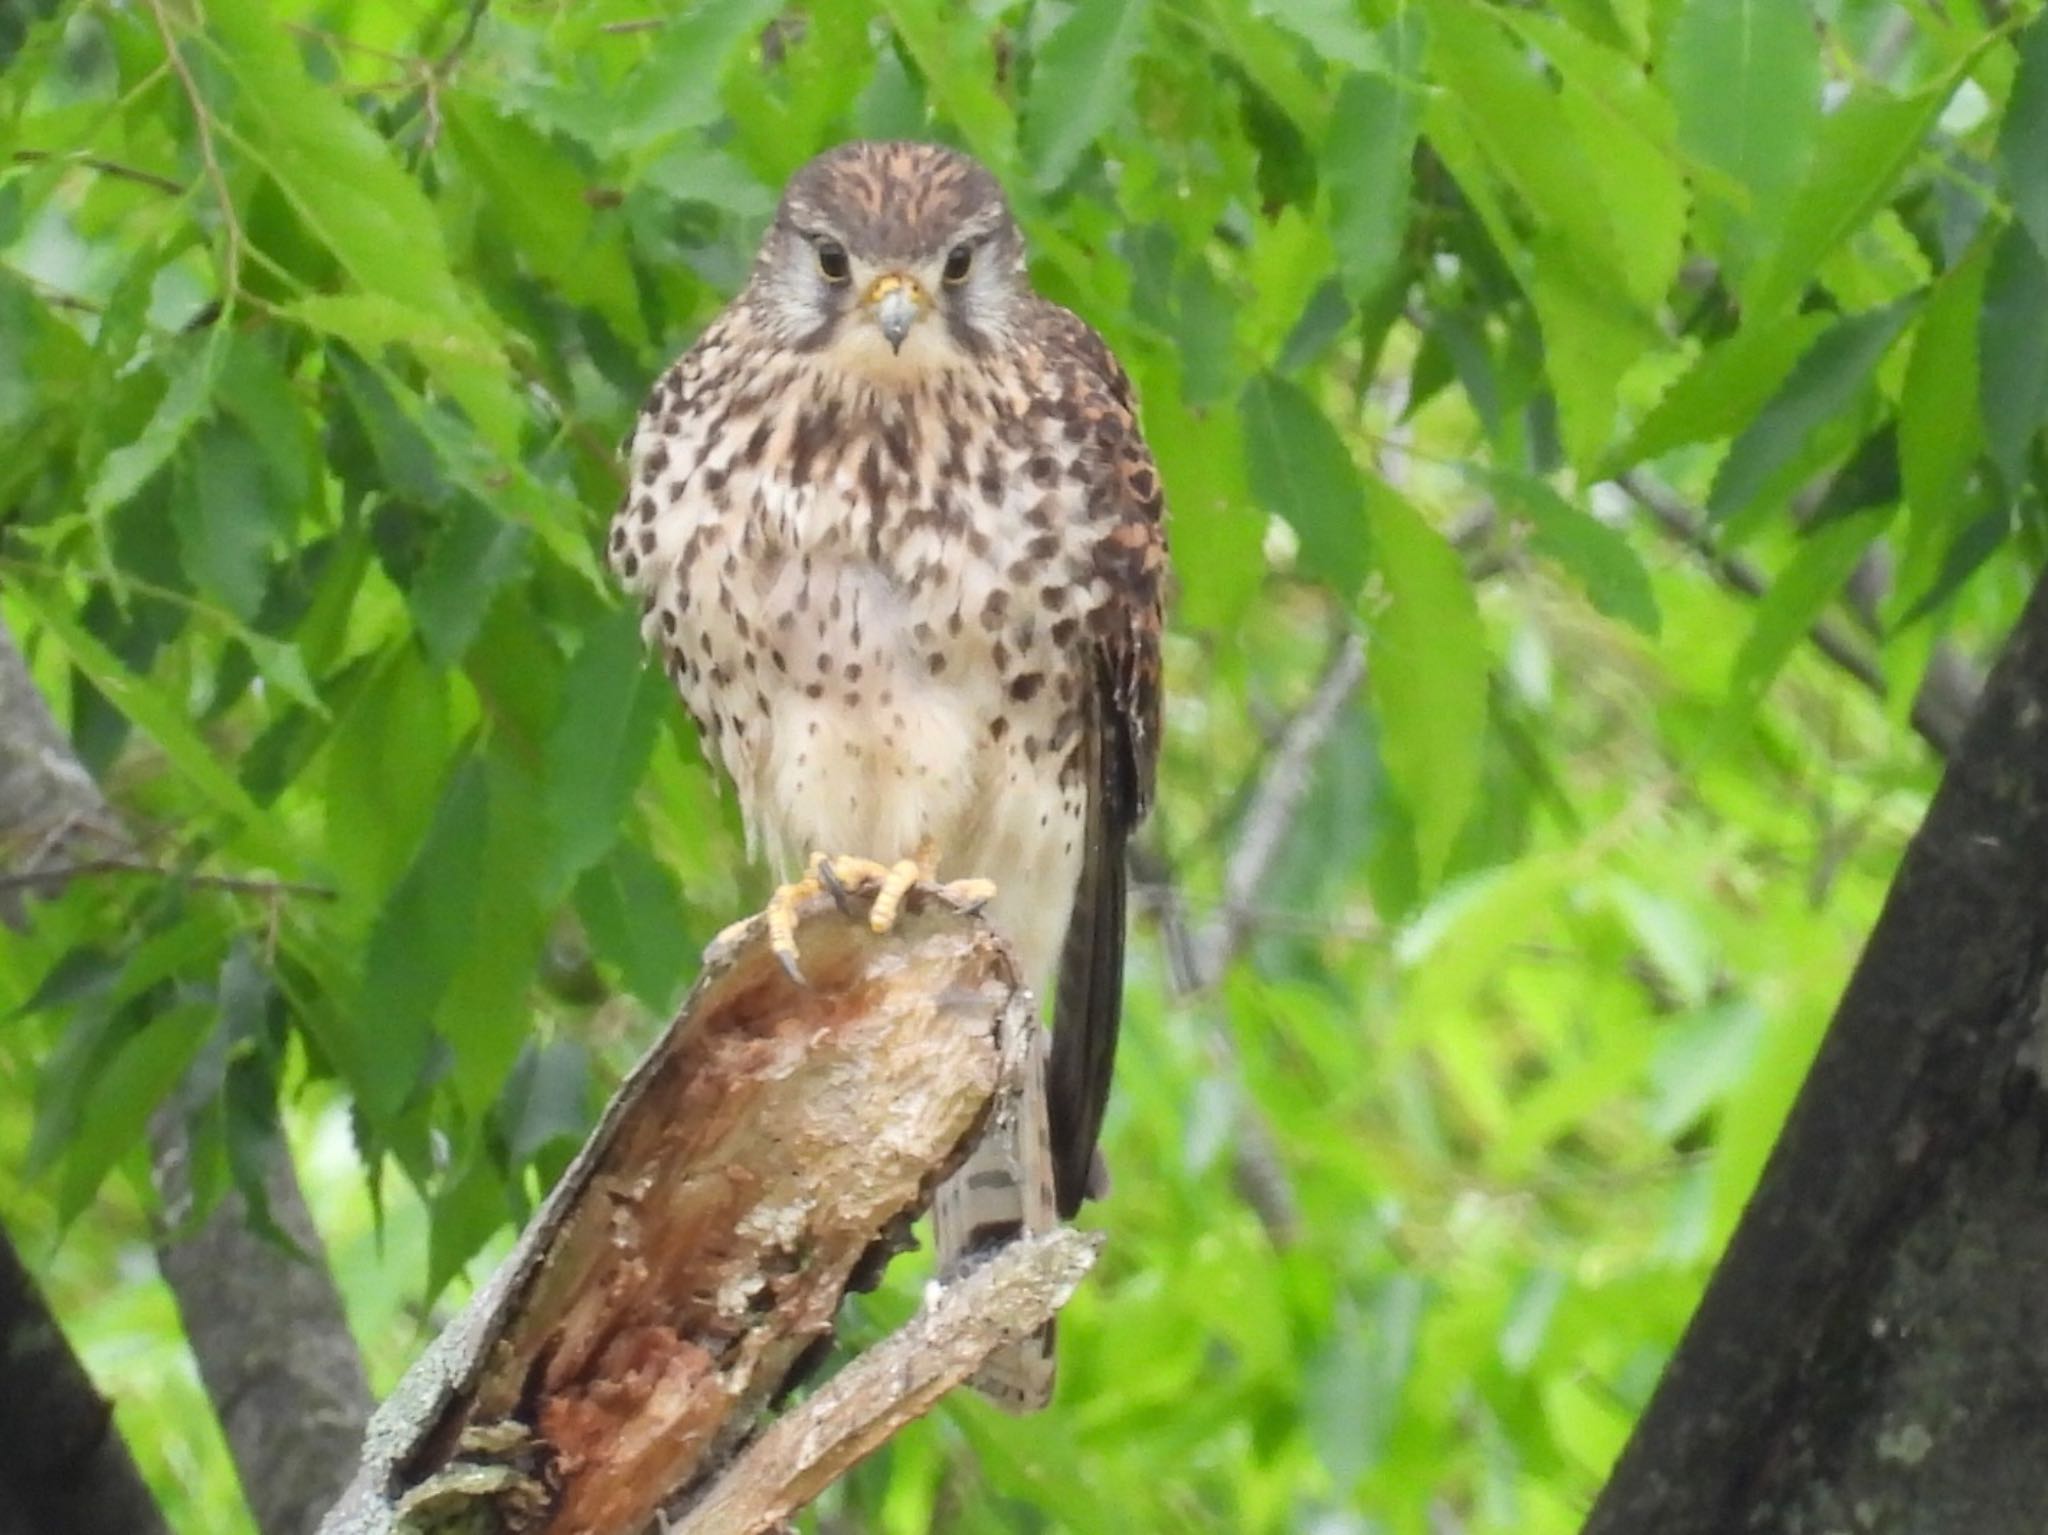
[436,751,548,1112]
[1744,85,1950,319]
[1240,373,1369,597]
[1488,471,1660,634]
[408,497,531,669]
[1615,313,1830,469]
[543,612,669,897]
[442,93,646,346]
[1999,15,2048,261]
[1708,300,1916,524]
[1020,0,1148,191]
[1425,0,1625,294]
[1665,0,1820,274]
[576,843,693,1013]
[1528,240,1657,474]
[13,586,273,843]
[1324,50,1422,307]
[85,339,218,518]
[1978,221,2048,488]
[202,0,520,452]
[55,1002,212,1225]
[1719,507,1892,732]
[172,415,274,622]
[1365,479,1486,886]
[1504,11,1686,314]
[1898,241,1990,593]
[604,0,783,152]
[354,754,491,1119]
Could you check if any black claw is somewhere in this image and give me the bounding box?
[815,858,861,919]
[775,946,810,988]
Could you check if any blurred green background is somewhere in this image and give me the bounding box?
[2,0,2044,1530]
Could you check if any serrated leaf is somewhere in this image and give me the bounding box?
[172,415,274,621]
[1719,507,1891,733]
[1426,0,1625,295]
[56,1001,211,1225]
[1898,240,1990,594]
[409,496,531,668]
[1744,85,1951,319]
[1365,480,1486,885]
[1324,45,1422,307]
[604,0,783,152]
[1666,0,1820,274]
[1978,221,2048,488]
[203,0,519,451]
[14,586,272,842]
[576,842,693,1012]
[1240,373,1369,596]
[1528,240,1657,474]
[353,754,490,1119]
[1708,300,1916,524]
[1615,313,1830,469]
[86,340,218,518]
[1021,0,1148,190]
[1488,471,1660,633]
[442,93,646,346]
[1505,11,1686,314]
[543,613,669,897]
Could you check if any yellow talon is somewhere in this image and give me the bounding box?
[762,844,998,979]
[869,856,924,934]
[766,870,827,984]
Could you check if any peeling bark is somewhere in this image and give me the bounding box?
[1586,566,2048,1532]
[321,889,1081,1535]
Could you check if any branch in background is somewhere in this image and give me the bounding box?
[1146,631,1372,1247]
[0,1229,170,1535]
[0,619,371,1535]
[1615,471,1983,757]
[671,1229,1102,1535]
[321,890,1078,1535]
[0,857,337,901]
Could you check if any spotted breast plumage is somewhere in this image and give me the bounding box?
[607,141,1166,1410]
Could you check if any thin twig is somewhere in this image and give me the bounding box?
[147,0,242,314]
[1197,633,1370,984]
[0,856,337,902]
[9,149,184,194]
[1146,631,1371,1247]
[1615,470,1981,757]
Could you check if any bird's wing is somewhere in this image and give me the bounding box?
[1038,306,1167,1217]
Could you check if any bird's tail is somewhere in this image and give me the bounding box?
[931,1018,1059,1412]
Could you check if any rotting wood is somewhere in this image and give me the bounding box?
[320,882,1083,1535]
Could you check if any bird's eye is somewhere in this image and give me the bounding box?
[943,243,973,284]
[815,239,851,283]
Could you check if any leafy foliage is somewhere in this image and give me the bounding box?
[1,1,2043,1530]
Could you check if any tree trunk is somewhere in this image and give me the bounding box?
[0,619,371,1535]
[1585,566,2048,1531]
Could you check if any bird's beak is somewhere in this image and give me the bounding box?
[864,272,927,353]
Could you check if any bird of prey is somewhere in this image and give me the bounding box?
[608,141,1166,1409]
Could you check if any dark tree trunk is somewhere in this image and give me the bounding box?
[0,1228,169,1535]
[1586,565,2048,1532]
[0,620,371,1535]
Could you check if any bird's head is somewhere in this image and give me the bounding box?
[747,141,1029,380]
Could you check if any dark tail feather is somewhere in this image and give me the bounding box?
[1048,697,1133,1219]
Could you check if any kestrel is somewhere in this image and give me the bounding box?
[608,141,1166,1409]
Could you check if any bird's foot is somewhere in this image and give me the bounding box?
[763,843,998,983]
[868,837,995,934]
[766,853,894,984]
